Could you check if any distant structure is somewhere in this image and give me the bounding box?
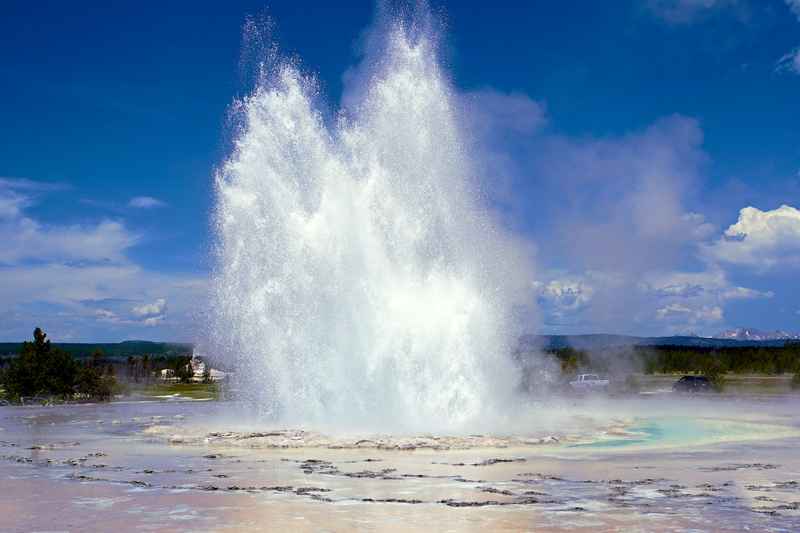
[156,351,227,383]
[189,350,227,382]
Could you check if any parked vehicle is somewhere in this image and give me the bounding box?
[672,375,712,392]
[569,373,610,392]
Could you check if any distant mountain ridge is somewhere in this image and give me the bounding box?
[2,334,797,358]
[525,333,798,350]
[712,328,800,342]
[0,340,193,359]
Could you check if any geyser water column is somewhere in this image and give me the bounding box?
[211,19,533,431]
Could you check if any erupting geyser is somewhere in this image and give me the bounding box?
[211,17,533,431]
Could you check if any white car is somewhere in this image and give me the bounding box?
[569,373,610,392]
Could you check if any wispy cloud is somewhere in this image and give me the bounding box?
[787,0,800,20]
[777,2,800,74]
[0,177,70,192]
[0,180,138,265]
[644,0,744,25]
[129,196,167,209]
[655,302,722,324]
[776,47,800,75]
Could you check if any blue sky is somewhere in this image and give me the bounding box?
[1,0,799,341]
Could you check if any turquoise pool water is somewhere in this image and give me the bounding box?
[570,416,784,449]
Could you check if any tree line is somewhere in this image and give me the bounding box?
[0,328,117,402]
[516,344,800,376]
[0,328,201,403]
[123,354,195,383]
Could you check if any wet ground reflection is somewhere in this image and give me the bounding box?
[2,397,800,531]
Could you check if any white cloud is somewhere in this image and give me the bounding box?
[655,302,723,324]
[132,298,167,318]
[533,277,594,321]
[645,0,741,24]
[466,85,787,335]
[777,2,800,74]
[532,263,772,334]
[143,316,165,326]
[682,212,717,240]
[94,309,120,323]
[0,177,69,192]
[511,115,734,334]
[719,286,774,300]
[0,178,66,219]
[0,181,138,265]
[129,196,166,209]
[645,269,770,331]
[705,205,800,269]
[787,0,800,20]
[0,262,205,339]
[0,189,28,219]
[645,269,773,301]
[0,180,202,341]
[776,47,800,75]
[0,217,137,265]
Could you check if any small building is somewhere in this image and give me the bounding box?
[189,350,227,382]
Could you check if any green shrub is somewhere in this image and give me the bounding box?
[75,364,114,401]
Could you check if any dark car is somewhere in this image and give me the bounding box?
[672,375,712,392]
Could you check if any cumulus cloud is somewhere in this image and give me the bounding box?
[482,112,728,334]
[533,264,771,334]
[705,205,800,269]
[642,268,771,331]
[129,196,167,208]
[91,296,170,328]
[461,82,785,335]
[0,180,201,341]
[0,262,205,340]
[644,0,742,24]
[533,277,594,323]
[132,298,167,321]
[500,112,781,334]
[132,298,167,317]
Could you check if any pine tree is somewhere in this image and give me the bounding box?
[2,328,77,400]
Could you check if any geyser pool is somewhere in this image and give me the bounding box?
[210,18,533,430]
